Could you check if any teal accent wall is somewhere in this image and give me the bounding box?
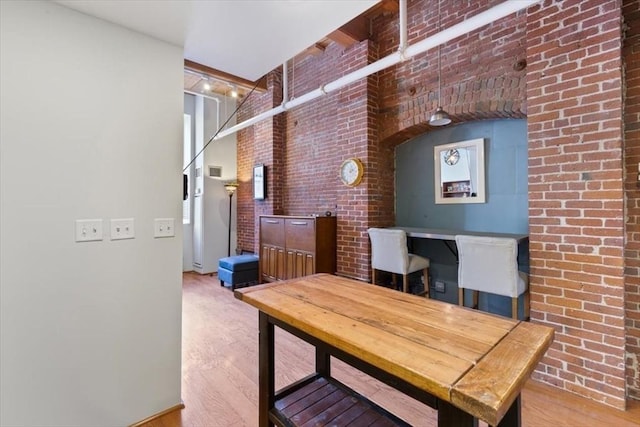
[395,119,529,317]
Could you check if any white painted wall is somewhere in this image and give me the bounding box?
[0,1,183,425]
[183,95,196,271]
[187,94,238,273]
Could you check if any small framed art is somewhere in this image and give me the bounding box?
[253,164,266,200]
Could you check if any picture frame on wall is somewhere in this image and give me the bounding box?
[253,164,266,200]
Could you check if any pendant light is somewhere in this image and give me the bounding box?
[429,0,451,126]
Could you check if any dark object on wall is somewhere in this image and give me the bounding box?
[183,174,188,201]
[253,164,266,200]
[513,59,527,71]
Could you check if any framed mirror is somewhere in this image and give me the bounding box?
[434,138,485,204]
[253,164,266,200]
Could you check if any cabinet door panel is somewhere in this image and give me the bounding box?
[260,245,269,280]
[275,247,286,281]
[261,245,283,282]
[269,247,280,281]
[285,219,315,252]
[294,252,306,278]
[261,245,272,282]
[303,253,315,276]
[261,217,285,246]
[285,250,295,280]
[287,250,315,278]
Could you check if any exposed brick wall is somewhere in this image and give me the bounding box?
[282,44,342,217]
[236,0,634,408]
[336,41,381,279]
[623,0,640,401]
[375,0,528,146]
[527,0,626,408]
[237,70,284,254]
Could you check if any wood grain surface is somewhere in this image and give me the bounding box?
[138,272,640,427]
[235,273,554,425]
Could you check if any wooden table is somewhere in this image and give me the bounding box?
[235,274,554,427]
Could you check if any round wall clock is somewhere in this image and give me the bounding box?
[339,158,364,187]
[444,148,460,166]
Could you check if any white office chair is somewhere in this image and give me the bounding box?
[367,228,430,296]
[455,235,529,319]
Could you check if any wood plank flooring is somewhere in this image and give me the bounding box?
[140,272,640,427]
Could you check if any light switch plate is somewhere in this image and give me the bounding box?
[75,219,103,242]
[110,218,135,240]
[154,218,175,238]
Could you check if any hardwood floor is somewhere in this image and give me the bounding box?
[141,272,640,427]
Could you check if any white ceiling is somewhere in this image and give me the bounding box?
[54,0,380,82]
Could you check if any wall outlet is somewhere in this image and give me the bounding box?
[75,219,103,242]
[110,218,135,240]
[434,280,446,293]
[154,218,175,238]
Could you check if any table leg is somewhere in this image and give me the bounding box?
[497,395,521,427]
[316,345,331,377]
[259,312,274,427]
[444,240,458,260]
[437,399,478,427]
[437,395,521,427]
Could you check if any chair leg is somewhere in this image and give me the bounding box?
[371,268,376,285]
[458,288,464,307]
[402,274,409,293]
[391,273,398,290]
[512,297,519,320]
[472,291,479,310]
[423,268,429,298]
[524,290,530,320]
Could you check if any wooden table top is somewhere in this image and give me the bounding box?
[235,274,554,426]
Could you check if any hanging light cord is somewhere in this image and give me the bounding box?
[438,48,442,104]
[437,0,442,105]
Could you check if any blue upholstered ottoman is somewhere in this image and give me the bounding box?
[218,254,259,290]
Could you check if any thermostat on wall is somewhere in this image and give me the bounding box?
[208,165,222,178]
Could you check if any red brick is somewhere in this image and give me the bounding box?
[236,0,634,408]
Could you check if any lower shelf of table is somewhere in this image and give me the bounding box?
[270,374,410,427]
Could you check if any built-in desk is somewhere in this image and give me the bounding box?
[391,227,530,317]
[392,226,528,259]
[393,226,528,242]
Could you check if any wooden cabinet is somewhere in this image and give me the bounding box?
[259,215,336,283]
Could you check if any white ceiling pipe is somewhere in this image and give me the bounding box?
[399,0,407,58]
[232,104,286,132]
[214,0,538,141]
[282,85,326,110]
[185,90,221,132]
[322,51,402,93]
[403,0,537,59]
[184,89,222,104]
